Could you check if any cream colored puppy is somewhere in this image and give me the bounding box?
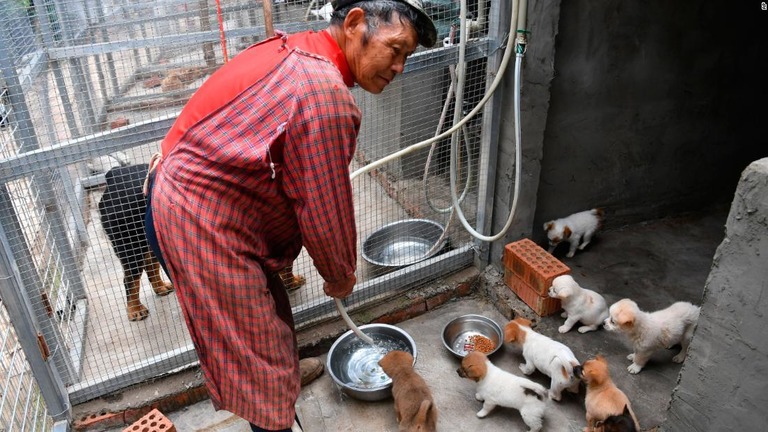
[457,351,547,432]
[548,275,609,334]
[544,208,604,257]
[603,298,700,374]
[504,317,581,401]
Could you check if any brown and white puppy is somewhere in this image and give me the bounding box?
[603,298,700,374]
[548,275,609,334]
[457,351,547,432]
[379,350,437,432]
[574,355,639,432]
[504,317,581,401]
[544,208,604,257]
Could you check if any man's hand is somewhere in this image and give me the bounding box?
[324,274,356,299]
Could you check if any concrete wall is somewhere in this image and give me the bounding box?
[662,158,768,431]
[489,0,766,264]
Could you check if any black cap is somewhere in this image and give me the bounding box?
[331,0,437,48]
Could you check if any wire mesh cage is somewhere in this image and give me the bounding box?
[0,0,501,412]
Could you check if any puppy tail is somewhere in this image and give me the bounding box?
[626,403,641,431]
[414,399,437,428]
[554,356,577,381]
[522,382,547,401]
[592,207,605,226]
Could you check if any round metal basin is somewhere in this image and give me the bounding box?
[362,219,445,267]
[441,314,504,358]
[326,323,417,401]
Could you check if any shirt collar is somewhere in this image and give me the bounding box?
[290,30,355,88]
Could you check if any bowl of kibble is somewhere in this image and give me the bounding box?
[441,314,503,358]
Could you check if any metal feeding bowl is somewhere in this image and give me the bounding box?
[362,219,445,267]
[327,323,417,401]
[442,314,504,358]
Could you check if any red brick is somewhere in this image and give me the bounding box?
[109,117,130,129]
[375,301,427,324]
[426,290,453,310]
[122,408,176,432]
[73,411,124,431]
[503,239,570,295]
[503,269,562,317]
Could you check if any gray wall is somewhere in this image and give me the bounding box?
[489,0,766,265]
[662,158,768,431]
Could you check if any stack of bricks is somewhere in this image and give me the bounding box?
[122,408,176,432]
[503,238,570,316]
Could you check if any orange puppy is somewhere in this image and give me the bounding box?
[574,355,639,432]
[379,350,437,432]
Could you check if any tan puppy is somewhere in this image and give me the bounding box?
[457,351,547,432]
[574,355,639,432]
[604,298,700,374]
[504,317,580,401]
[379,350,437,432]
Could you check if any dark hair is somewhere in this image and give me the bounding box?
[330,0,429,47]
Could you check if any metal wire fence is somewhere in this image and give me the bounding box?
[0,0,502,424]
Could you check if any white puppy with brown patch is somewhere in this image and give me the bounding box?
[603,298,700,374]
[457,351,548,432]
[548,275,609,334]
[504,317,581,401]
[544,208,604,257]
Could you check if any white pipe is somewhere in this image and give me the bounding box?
[335,298,374,345]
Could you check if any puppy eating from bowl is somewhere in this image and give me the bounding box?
[603,298,700,374]
[456,351,547,432]
[574,355,640,432]
[379,350,437,432]
[543,208,604,257]
[503,317,581,401]
[548,274,609,334]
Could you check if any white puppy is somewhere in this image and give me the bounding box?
[504,317,581,401]
[457,351,548,432]
[544,208,604,257]
[603,298,700,374]
[548,275,609,334]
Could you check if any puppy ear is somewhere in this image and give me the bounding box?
[514,316,533,327]
[503,322,518,343]
[544,221,554,231]
[563,226,572,239]
[616,309,634,327]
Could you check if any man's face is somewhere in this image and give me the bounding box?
[345,12,418,94]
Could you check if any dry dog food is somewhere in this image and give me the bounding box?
[468,334,496,354]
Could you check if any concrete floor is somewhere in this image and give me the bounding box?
[100,205,727,432]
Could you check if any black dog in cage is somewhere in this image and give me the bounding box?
[98,164,175,321]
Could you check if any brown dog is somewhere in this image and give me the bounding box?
[378,350,437,432]
[574,355,639,432]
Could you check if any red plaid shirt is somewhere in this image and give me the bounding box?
[151,30,360,429]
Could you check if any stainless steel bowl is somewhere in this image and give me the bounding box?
[327,323,417,401]
[362,219,445,267]
[441,314,504,358]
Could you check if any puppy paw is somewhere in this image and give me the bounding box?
[627,363,643,374]
[566,251,576,258]
[558,324,572,333]
[577,325,598,333]
[560,312,568,318]
[475,393,484,402]
[152,282,175,296]
[549,391,562,401]
[476,409,489,418]
[627,353,635,361]
[520,364,535,375]
[672,353,687,363]
[127,304,149,321]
